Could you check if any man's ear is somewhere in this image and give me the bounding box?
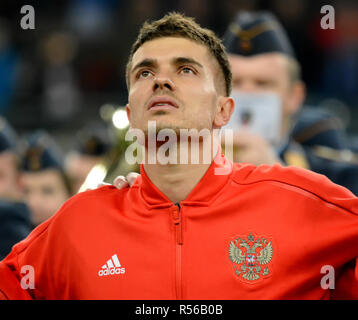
[213,96,235,128]
[125,104,131,122]
[287,81,306,115]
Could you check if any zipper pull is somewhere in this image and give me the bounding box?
[172,203,183,245]
[175,203,181,213]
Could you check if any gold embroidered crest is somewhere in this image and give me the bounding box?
[229,233,273,282]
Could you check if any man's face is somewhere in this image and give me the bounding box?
[0,151,21,199]
[65,152,100,193]
[229,53,295,119]
[21,169,69,226]
[126,37,222,133]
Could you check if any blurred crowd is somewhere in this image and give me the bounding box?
[0,0,358,259]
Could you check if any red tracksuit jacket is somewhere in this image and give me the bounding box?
[1,152,358,299]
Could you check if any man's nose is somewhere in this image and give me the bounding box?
[153,76,175,92]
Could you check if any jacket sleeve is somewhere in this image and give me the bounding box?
[0,216,53,300]
[0,251,34,300]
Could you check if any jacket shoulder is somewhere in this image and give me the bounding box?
[231,162,358,213]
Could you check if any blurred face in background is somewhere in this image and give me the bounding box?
[228,52,305,137]
[65,152,101,193]
[0,151,22,200]
[21,169,70,226]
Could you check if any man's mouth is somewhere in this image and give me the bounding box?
[147,96,179,111]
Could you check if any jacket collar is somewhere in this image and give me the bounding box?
[135,147,234,208]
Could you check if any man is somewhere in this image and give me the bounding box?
[0,13,358,300]
[0,117,23,201]
[20,131,73,227]
[222,11,358,195]
[0,117,32,260]
[222,11,305,167]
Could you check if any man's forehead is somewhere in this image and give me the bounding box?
[230,51,287,61]
[131,37,211,66]
[229,52,288,67]
[0,151,15,161]
[229,52,288,75]
[23,168,60,179]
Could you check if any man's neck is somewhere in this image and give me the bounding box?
[143,141,219,204]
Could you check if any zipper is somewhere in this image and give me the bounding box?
[173,203,183,245]
[172,202,183,299]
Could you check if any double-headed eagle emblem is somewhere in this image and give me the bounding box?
[229,233,273,282]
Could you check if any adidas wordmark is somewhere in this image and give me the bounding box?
[98,254,126,277]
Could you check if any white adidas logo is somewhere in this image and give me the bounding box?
[98,254,126,277]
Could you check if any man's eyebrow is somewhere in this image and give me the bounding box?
[131,58,158,74]
[173,57,203,69]
[130,57,203,75]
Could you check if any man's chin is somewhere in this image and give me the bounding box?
[140,121,185,134]
[131,120,213,136]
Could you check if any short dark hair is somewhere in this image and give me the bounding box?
[126,12,232,96]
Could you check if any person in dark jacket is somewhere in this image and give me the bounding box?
[0,200,32,260]
[0,117,32,259]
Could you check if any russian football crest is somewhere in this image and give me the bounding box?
[229,232,273,283]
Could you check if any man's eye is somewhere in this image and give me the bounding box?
[139,70,152,78]
[256,79,273,87]
[180,67,195,75]
[42,186,55,195]
[232,78,242,88]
